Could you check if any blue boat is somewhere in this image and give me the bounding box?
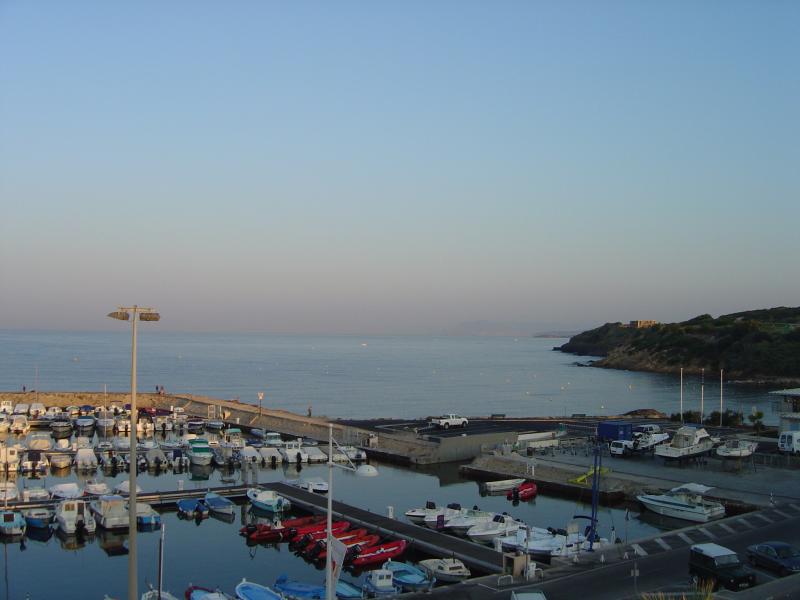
[134,502,162,529]
[177,498,209,519]
[204,491,235,516]
[23,508,53,529]
[335,580,363,599]
[384,560,435,592]
[234,579,282,600]
[274,575,324,599]
[0,511,26,536]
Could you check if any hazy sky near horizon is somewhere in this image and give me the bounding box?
[1,1,798,334]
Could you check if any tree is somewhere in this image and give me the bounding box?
[747,410,764,434]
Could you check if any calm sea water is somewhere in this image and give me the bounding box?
[0,330,777,422]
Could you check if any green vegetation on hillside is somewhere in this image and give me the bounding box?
[558,307,800,380]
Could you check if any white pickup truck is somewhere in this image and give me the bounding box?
[430,414,468,429]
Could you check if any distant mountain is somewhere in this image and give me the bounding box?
[557,307,800,382]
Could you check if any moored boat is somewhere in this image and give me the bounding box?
[351,539,408,567]
[654,426,718,460]
[247,488,291,513]
[85,479,112,496]
[204,491,235,516]
[234,579,282,600]
[716,439,758,458]
[384,560,435,591]
[507,481,537,501]
[185,585,234,599]
[50,482,82,499]
[418,557,471,582]
[467,513,522,544]
[483,478,525,493]
[134,502,161,528]
[637,483,725,523]
[273,574,325,599]
[90,495,129,529]
[56,498,96,534]
[23,507,54,529]
[0,511,26,536]
[361,569,399,597]
[177,498,210,519]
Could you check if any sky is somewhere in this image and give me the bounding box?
[1,1,798,335]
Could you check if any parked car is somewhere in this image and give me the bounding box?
[746,541,800,576]
[778,431,800,454]
[689,543,756,591]
[429,414,468,429]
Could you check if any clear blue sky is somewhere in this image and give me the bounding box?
[1,1,798,334]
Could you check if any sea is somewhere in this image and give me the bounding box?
[0,330,777,422]
[0,330,780,598]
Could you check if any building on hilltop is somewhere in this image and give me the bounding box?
[628,320,659,329]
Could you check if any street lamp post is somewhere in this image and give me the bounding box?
[325,424,377,600]
[108,305,160,600]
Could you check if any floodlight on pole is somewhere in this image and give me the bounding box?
[107,305,159,600]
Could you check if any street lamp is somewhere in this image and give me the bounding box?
[108,305,160,600]
[326,423,377,600]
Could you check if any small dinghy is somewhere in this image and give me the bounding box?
[273,574,325,599]
[234,579,282,600]
[185,585,234,599]
[114,480,143,495]
[204,491,235,516]
[351,539,408,567]
[177,498,209,519]
[384,560,435,592]
[246,488,291,513]
[85,479,112,496]
[49,482,82,499]
[335,580,364,600]
[0,511,26,536]
[23,508,54,529]
[134,503,161,529]
[507,481,537,502]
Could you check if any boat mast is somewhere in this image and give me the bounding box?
[588,443,601,551]
[700,368,705,422]
[719,369,724,427]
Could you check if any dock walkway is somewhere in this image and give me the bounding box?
[263,481,504,574]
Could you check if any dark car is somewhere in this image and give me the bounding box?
[746,541,800,577]
[689,543,757,591]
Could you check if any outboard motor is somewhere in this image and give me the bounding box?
[295,452,302,465]
[425,500,436,510]
[270,456,277,468]
[512,487,520,502]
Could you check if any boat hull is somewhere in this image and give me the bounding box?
[637,496,724,523]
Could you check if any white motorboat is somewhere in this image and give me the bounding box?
[12,404,29,416]
[28,433,52,451]
[85,479,111,496]
[75,416,96,433]
[28,403,46,419]
[21,487,50,502]
[246,488,292,513]
[631,432,671,452]
[340,446,367,461]
[483,478,525,493]
[187,439,214,466]
[443,509,498,536]
[49,453,73,469]
[240,446,261,465]
[154,416,173,432]
[75,448,99,471]
[405,501,440,525]
[637,483,725,523]
[0,444,21,472]
[56,498,96,534]
[50,419,73,437]
[116,417,131,432]
[10,415,29,435]
[96,410,116,432]
[516,531,612,560]
[716,439,758,458]
[423,504,464,529]
[467,513,523,544]
[113,437,131,451]
[50,482,82,499]
[418,558,471,582]
[0,415,8,434]
[257,446,283,465]
[279,440,309,464]
[74,436,93,449]
[285,477,329,494]
[0,401,12,414]
[90,495,129,529]
[114,480,142,495]
[304,446,328,463]
[654,426,718,460]
[0,482,18,502]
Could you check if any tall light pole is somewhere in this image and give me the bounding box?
[108,305,160,600]
[326,423,377,600]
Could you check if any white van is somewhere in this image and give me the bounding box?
[778,431,800,454]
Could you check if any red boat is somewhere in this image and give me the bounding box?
[239,514,322,537]
[288,520,350,544]
[291,522,352,547]
[350,539,408,567]
[300,528,368,554]
[313,534,381,561]
[507,481,537,501]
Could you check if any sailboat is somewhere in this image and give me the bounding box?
[140,524,180,600]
